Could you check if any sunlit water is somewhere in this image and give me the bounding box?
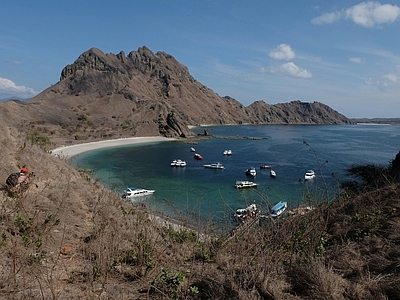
[71,124,400,228]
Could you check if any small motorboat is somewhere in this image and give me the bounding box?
[171,159,186,167]
[223,149,232,155]
[234,180,259,189]
[190,147,196,152]
[234,204,259,221]
[270,170,276,178]
[260,164,272,169]
[204,162,224,169]
[270,201,287,217]
[194,153,203,160]
[305,169,316,180]
[245,167,257,177]
[122,187,155,198]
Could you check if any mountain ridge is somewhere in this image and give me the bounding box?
[0,46,353,146]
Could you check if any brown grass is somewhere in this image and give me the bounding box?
[1,128,400,299]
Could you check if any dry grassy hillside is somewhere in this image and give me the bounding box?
[1,123,400,299]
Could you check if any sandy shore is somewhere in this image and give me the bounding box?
[51,136,176,158]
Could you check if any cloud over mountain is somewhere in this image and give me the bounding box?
[0,77,37,99]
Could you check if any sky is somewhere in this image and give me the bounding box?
[1,1,400,118]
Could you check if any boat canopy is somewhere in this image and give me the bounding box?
[272,201,286,211]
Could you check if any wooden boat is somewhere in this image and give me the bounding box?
[270,201,287,217]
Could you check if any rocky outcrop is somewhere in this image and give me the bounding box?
[247,100,352,124]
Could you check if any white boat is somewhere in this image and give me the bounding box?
[270,201,287,217]
[171,159,186,167]
[245,167,257,177]
[235,203,259,220]
[122,187,155,198]
[234,180,259,189]
[270,170,276,178]
[204,162,225,169]
[223,149,232,155]
[190,147,196,152]
[304,169,316,180]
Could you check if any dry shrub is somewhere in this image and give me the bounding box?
[287,260,348,299]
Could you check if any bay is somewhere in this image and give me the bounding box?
[71,124,400,228]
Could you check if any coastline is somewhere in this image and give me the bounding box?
[51,136,176,158]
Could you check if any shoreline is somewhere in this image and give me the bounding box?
[51,136,176,158]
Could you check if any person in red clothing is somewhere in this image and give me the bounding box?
[5,166,34,193]
[18,167,30,185]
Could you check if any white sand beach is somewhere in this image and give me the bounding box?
[51,136,176,158]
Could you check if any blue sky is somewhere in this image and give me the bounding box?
[1,1,400,118]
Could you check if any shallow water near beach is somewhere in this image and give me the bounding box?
[71,124,400,229]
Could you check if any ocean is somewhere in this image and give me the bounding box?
[71,124,400,228]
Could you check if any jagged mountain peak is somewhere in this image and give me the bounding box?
[1,46,352,145]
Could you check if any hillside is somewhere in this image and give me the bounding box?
[0,46,352,147]
[1,126,400,299]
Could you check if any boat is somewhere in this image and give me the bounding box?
[194,153,203,160]
[204,162,224,169]
[270,170,276,178]
[234,203,259,221]
[234,180,259,189]
[171,159,186,167]
[223,149,232,155]
[190,147,196,152]
[122,187,155,198]
[305,169,316,180]
[260,164,272,169]
[245,167,257,177]
[270,201,287,217]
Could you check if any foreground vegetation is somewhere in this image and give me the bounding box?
[1,128,400,299]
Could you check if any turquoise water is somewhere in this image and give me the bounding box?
[71,124,400,227]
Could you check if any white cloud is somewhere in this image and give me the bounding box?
[365,65,400,89]
[349,57,363,63]
[270,62,312,78]
[269,44,295,61]
[312,1,400,27]
[311,12,341,25]
[6,60,22,66]
[0,77,37,98]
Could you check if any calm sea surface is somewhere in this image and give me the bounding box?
[71,124,400,228]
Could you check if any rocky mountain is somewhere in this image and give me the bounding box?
[0,46,352,146]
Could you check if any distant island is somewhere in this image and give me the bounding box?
[351,118,400,125]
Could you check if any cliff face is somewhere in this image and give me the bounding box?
[0,46,352,145]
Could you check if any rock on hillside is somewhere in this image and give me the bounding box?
[0,46,352,145]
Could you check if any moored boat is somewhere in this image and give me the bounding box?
[260,164,272,169]
[223,149,232,155]
[245,167,257,177]
[270,201,287,217]
[204,162,224,169]
[190,147,196,152]
[122,187,155,198]
[305,169,316,180]
[171,159,187,167]
[234,180,259,189]
[234,203,259,221]
[270,170,276,178]
[194,153,203,160]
